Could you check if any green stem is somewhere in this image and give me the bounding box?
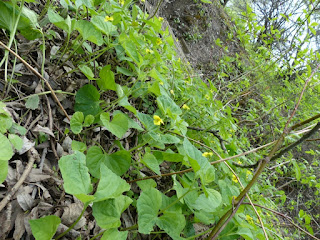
[55,206,87,240]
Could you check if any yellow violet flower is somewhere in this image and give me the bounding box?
[178,58,181,63]
[159,17,164,21]
[232,175,238,183]
[182,104,190,110]
[119,0,124,5]
[145,49,153,54]
[202,152,213,157]
[156,38,162,45]
[141,0,145,2]
[205,94,210,100]
[246,215,253,224]
[159,81,164,85]
[153,115,164,125]
[170,90,174,95]
[246,170,252,175]
[104,16,114,22]
[237,160,242,165]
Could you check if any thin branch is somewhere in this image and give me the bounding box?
[0,40,70,120]
[187,126,228,152]
[0,147,39,212]
[234,122,320,168]
[241,202,320,240]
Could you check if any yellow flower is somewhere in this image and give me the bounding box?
[159,17,164,21]
[104,16,114,22]
[246,215,253,224]
[119,0,124,5]
[153,115,164,125]
[159,81,164,85]
[182,104,190,110]
[202,152,213,157]
[145,49,153,54]
[156,38,162,45]
[170,90,174,95]
[178,58,181,63]
[232,175,238,183]
[237,160,242,165]
[205,94,210,100]
[141,0,145,2]
[246,170,252,175]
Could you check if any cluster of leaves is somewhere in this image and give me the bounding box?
[1,0,320,239]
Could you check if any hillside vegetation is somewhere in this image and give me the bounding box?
[0,0,320,239]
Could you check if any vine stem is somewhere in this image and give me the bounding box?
[55,205,87,240]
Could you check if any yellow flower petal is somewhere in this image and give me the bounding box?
[182,104,190,110]
[170,90,174,95]
[232,175,238,183]
[104,16,114,22]
[202,152,213,157]
[156,38,162,45]
[153,115,164,125]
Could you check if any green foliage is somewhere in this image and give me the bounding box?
[29,215,61,240]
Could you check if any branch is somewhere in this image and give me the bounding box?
[241,203,320,240]
[187,126,228,152]
[0,40,70,120]
[234,122,320,168]
[0,147,39,212]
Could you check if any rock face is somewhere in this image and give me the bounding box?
[147,0,244,77]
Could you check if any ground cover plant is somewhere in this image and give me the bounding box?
[0,0,320,239]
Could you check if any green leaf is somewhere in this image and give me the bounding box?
[141,153,161,175]
[101,229,128,240]
[98,65,116,91]
[86,146,131,178]
[8,134,23,150]
[75,20,103,46]
[136,112,156,131]
[105,150,131,176]
[0,106,12,133]
[0,133,13,161]
[157,95,182,118]
[201,0,212,3]
[237,228,254,240]
[0,1,41,40]
[0,161,8,183]
[29,215,61,240]
[100,112,129,138]
[48,8,72,33]
[194,189,222,212]
[137,179,157,191]
[83,115,94,127]
[117,66,134,76]
[79,65,95,80]
[116,84,137,114]
[119,33,141,65]
[137,188,162,234]
[86,146,108,178]
[71,140,87,152]
[59,151,93,195]
[292,160,301,181]
[75,84,101,117]
[160,134,180,144]
[94,163,130,202]
[156,212,185,240]
[25,95,39,110]
[153,151,184,163]
[70,112,84,134]
[92,195,132,229]
[183,138,215,183]
[91,15,117,36]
